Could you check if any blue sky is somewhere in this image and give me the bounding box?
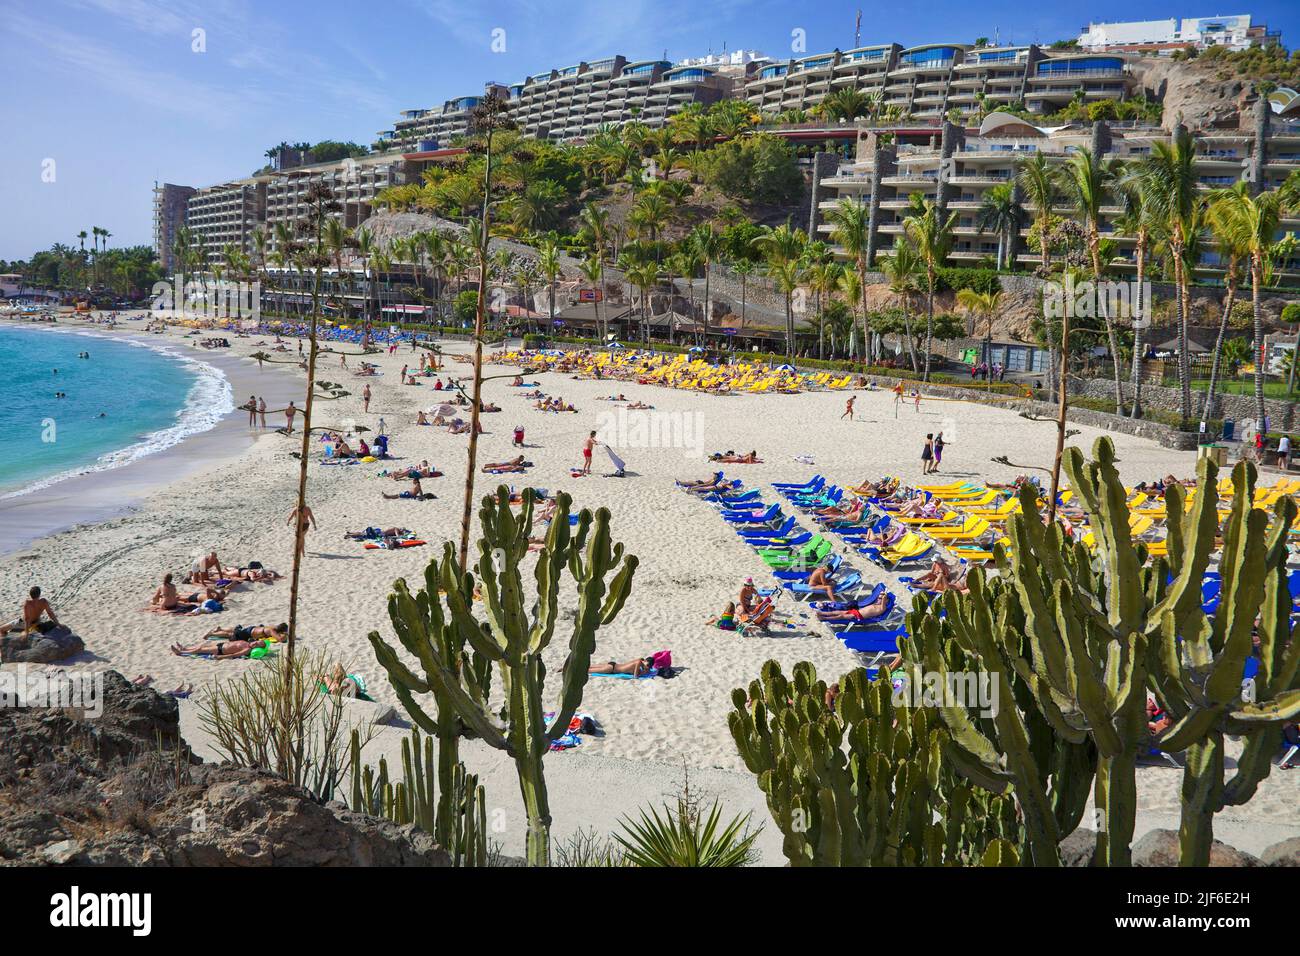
[2,0,1298,260]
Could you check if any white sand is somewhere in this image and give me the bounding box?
[2,313,1296,839]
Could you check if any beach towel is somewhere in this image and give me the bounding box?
[595,665,665,681]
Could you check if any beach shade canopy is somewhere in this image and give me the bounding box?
[1152,337,1208,353]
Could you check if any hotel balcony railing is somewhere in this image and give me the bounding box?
[1029,68,1127,79]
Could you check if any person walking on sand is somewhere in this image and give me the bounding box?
[921,434,935,474]
[285,401,297,434]
[913,389,922,413]
[362,383,371,414]
[582,431,598,475]
[933,432,947,472]
[842,395,855,420]
[258,396,267,428]
[287,504,316,559]
[892,381,904,410]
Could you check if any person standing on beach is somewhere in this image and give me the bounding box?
[842,395,855,420]
[933,432,946,472]
[582,431,598,475]
[892,381,904,410]
[246,395,257,427]
[362,383,371,414]
[921,434,935,474]
[258,397,267,428]
[913,389,922,413]
[285,401,297,434]
[287,504,316,559]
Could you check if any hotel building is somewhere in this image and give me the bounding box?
[744,43,1138,122]
[813,102,1300,284]
[1077,15,1279,54]
[152,182,196,271]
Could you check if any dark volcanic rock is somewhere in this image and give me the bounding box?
[0,671,450,867]
[1,624,84,663]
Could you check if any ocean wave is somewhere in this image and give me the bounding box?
[0,328,235,500]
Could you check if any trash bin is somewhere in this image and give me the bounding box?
[1221,419,1235,441]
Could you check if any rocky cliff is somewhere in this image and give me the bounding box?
[0,672,451,867]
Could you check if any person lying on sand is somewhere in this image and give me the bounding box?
[203,623,287,643]
[383,478,436,500]
[589,656,655,677]
[345,526,411,540]
[708,450,761,463]
[626,401,653,410]
[390,461,438,480]
[228,563,280,582]
[482,455,529,474]
[170,638,267,659]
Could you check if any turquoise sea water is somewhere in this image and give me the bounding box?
[0,325,233,498]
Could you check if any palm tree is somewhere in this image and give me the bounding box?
[580,202,611,260]
[836,268,862,360]
[804,260,840,360]
[879,238,922,372]
[729,257,756,334]
[902,194,957,381]
[689,224,723,346]
[1114,169,1154,417]
[956,288,1003,383]
[1065,147,1124,412]
[827,198,873,365]
[537,239,561,334]
[578,254,605,342]
[624,260,660,345]
[1016,153,1060,274]
[1136,128,1199,423]
[751,223,808,359]
[1211,184,1290,428]
[1200,184,1253,424]
[975,182,1021,271]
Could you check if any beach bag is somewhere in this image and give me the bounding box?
[651,650,672,669]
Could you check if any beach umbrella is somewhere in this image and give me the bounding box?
[688,345,706,353]
[435,403,457,417]
[774,363,797,372]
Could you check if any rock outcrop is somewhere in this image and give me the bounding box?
[1132,829,1261,867]
[1,624,85,663]
[1132,58,1259,132]
[0,672,449,867]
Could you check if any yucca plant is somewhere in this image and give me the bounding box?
[614,798,759,867]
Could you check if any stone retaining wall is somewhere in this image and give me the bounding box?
[1072,377,1300,432]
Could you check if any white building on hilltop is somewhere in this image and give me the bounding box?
[1077,15,1279,54]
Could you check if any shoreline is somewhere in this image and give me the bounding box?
[0,317,303,555]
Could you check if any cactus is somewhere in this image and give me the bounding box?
[728,660,1020,866]
[347,727,489,866]
[368,486,638,866]
[904,436,1300,865]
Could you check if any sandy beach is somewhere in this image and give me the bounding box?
[2,312,1297,843]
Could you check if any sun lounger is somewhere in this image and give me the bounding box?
[788,569,862,600]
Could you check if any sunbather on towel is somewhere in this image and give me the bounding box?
[709,450,761,463]
[862,522,906,548]
[170,638,269,659]
[589,655,655,677]
[346,526,412,540]
[482,455,528,473]
[383,478,436,500]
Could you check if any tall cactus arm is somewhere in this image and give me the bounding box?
[1255,497,1299,696]
[1151,461,1221,639]
[368,633,441,734]
[1230,689,1300,723]
[437,558,507,663]
[1205,508,1268,704]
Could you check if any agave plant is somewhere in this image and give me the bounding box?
[614,798,759,867]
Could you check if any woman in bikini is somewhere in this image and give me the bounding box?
[170,638,267,659]
[589,656,656,677]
